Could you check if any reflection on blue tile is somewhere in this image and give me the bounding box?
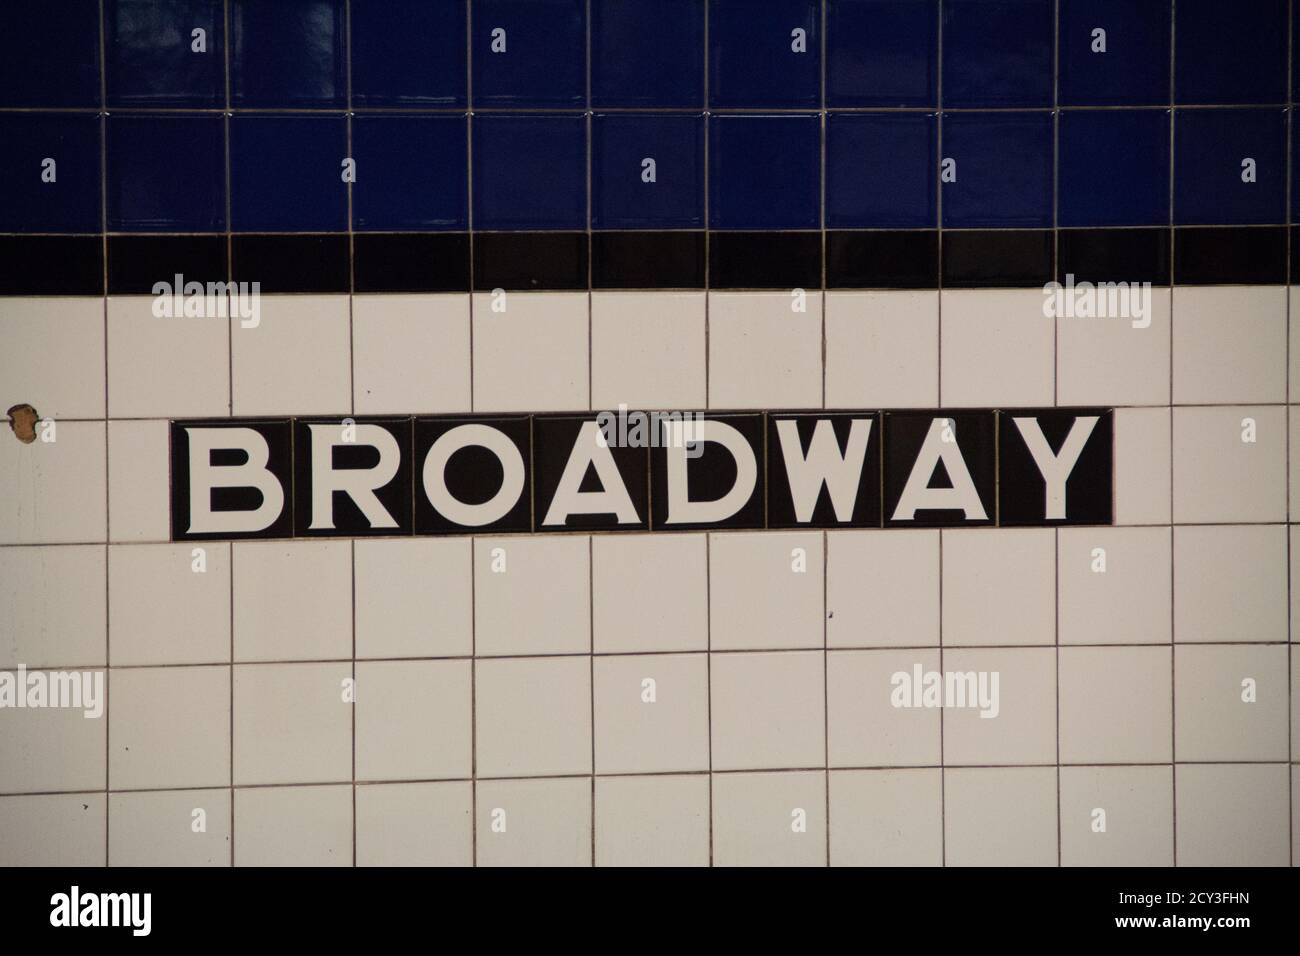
[230,0,346,108]
[1059,110,1169,227]
[826,113,937,227]
[1176,0,1287,104]
[0,114,101,232]
[592,114,704,229]
[941,112,1053,228]
[472,0,585,108]
[827,0,938,108]
[710,115,820,229]
[1175,109,1286,225]
[0,1,100,106]
[352,116,468,231]
[107,115,226,231]
[592,0,704,107]
[351,0,466,106]
[943,0,1053,108]
[1059,0,1170,106]
[106,0,225,107]
[472,115,587,229]
[710,0,821,108]
[229,115,348,231]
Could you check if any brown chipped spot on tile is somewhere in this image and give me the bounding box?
[6,404,39,444]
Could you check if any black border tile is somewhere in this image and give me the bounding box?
[0,236,103,296]
[942,230,1053,288]
[353,233,470,293]
[472,232,588,291]
[826,230,939,289]
[107,235,228,295]
[591,231,706,289]
[1174,226,1287,284]
[1056,228,1171,286]
[231,234,351,293]
[709,232,822,289]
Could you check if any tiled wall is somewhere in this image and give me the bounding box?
[0,0,1296,866]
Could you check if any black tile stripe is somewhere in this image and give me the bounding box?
[826,230,939,289]
[231,234,351,293]
[591,231,705,289]
[1174,226,1288,285]
[1057,227,1171,286]
[0,236,104,296]
[708,231,822,289]
[941,230,1054,288]
[353,233,470,293]
[107,235,228,295]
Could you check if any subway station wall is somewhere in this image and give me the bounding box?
[0,1,1296,867]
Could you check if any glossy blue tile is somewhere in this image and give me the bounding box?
[592,0,704,107]
[230,0,347,108]
[0,114,101,232]
[826,112,937,227]
[1175,0,1286,105]
[1059,110,1169,227]
[472,115,587,229]
[942,0,1052,108]
[352,115,468,231]
[229,115,348,231]
[709,0,821,108]
[472,0,585,108]
[709,115,820,229]
[1058,0,1170,106]
[351,0,466,106]
[592,114,705,229]
[827,0,938,108]
[106,0,225,107]
[107,115,226,232]
[940,112,1053,228]
[1175,109,1286,225]
[0,2,100,107]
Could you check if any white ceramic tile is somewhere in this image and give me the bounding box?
[109,542,230,665]
[0,544,105,668]
[230,295,351,416]
[107,295,229,418]
[0,297,104,419]
[474,656,591,777]
[1058,527,1171,645]
[0,669,106,792]
[1113,406,1171,525]
[941,529,1055,646]
[0,420,106,544]
[232,662,352,786]
[826,530,939,648]
[943,767,1057,866]
[941,647,1056,765]
[1172,405,1286,523]
[824,290,939,407]
[591,291,706,410]
[712,771,826,867]
[354,537,472,659]
[828,769,943,866]
[107,419,170,542]
[1174,763,1289,866]
[109,665,230,789]
[1058,646,1171,763]
[827,649,941,766]
[355,781,472,867]
[1174,524,1287,642]
[475,777,591,867]
[1058,766,1173,866]
[109,789,231,866]
[232,540,352,662]
[1057,287,1170,406]
[940,289,1054,407]
[709,531,823,650]
[708,291,822,409]
[1173,644,1288,762]
[1172,285,1286,404]
[471,291,588,412]
[473,536,589,656]
[355,659,472,781]
[234,784,352,867]
[592,533,708,653]
[593,775,710,867]
[0,792,106,866]
[710,651,824,771]
[593,653,709,774]
[352,294,471,415]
